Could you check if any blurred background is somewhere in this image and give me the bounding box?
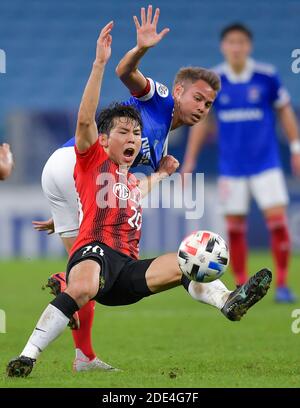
[0,0,300,257]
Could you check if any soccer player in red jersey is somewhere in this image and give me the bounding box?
[0,143,13,180]
[32,5,221,372]
[7,21,272,378]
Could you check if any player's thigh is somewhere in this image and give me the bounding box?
[218,176,250,215]
[250,168,289,211]
[41,147,79,236]
[145,253,182,293]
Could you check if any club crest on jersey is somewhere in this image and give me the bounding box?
[113,183,130,200]
[156,82,169,98]
[219,94,230,105]
[248,86,261,103]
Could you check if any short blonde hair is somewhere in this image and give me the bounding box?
[174,66,221,92]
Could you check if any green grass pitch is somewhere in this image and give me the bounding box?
[0,252,300,388]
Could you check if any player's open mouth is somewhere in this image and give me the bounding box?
[192,114,201,122]
[123,148,135,158]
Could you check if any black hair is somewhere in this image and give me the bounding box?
[220,23,253,41]
[96,103,143,135]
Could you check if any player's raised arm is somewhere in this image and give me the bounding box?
[76,22,113,152]
[0,143,14,180]
[115,5,169,94]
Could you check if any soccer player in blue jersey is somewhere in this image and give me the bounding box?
[33,6,221,371]
[181,23,300,303]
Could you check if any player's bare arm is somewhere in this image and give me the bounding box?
[115,5,169,94]
[0,143,14,180]
[180,120,209,174]
[76,22,113,152]
[277,103,300,177]
[138,155,179,197]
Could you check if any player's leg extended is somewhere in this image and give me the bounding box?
[145,253,271,321]
[145,253,232,308]
[7,260,100,377]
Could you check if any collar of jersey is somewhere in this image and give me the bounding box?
[223,58,255,84]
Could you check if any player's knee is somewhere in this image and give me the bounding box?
[65,281,96,306]
[165,267,182,285]
[266,213,288,231]
[174,267,183,282]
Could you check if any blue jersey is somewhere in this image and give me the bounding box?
[62,78,174,170]
[213,58,290,176]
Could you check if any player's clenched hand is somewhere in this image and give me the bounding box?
[133,5,169,50]
[32,218,55,235]
[95,21,113,64]
[291,153,300,177]
[157,155,180,178]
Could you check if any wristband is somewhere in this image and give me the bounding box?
[290,140,300,154]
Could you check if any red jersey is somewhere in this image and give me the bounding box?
[70,140,142,259]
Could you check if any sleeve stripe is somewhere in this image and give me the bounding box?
[131,78,151,98]
[274,87,291,108]
[133,78,155,101]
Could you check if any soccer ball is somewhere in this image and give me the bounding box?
[177,230,229,283]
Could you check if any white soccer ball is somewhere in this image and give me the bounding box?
[177,230,229,283]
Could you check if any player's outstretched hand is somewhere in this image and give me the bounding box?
[291,152,300,177]
[95,21,113,64]
[133,5,169,50]
[32,218,55,235]
[157,155,179,178]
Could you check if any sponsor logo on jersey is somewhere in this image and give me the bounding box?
[156,82,169,98]
[139,137,151,164]
[113,183,130,200]
[218,108,264,122]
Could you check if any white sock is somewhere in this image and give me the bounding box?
[21,304,69,360]
[188,279,232,310]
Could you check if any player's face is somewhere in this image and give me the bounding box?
[101,117,142,166]
[174,80,216,126]
[221,31,252,68]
